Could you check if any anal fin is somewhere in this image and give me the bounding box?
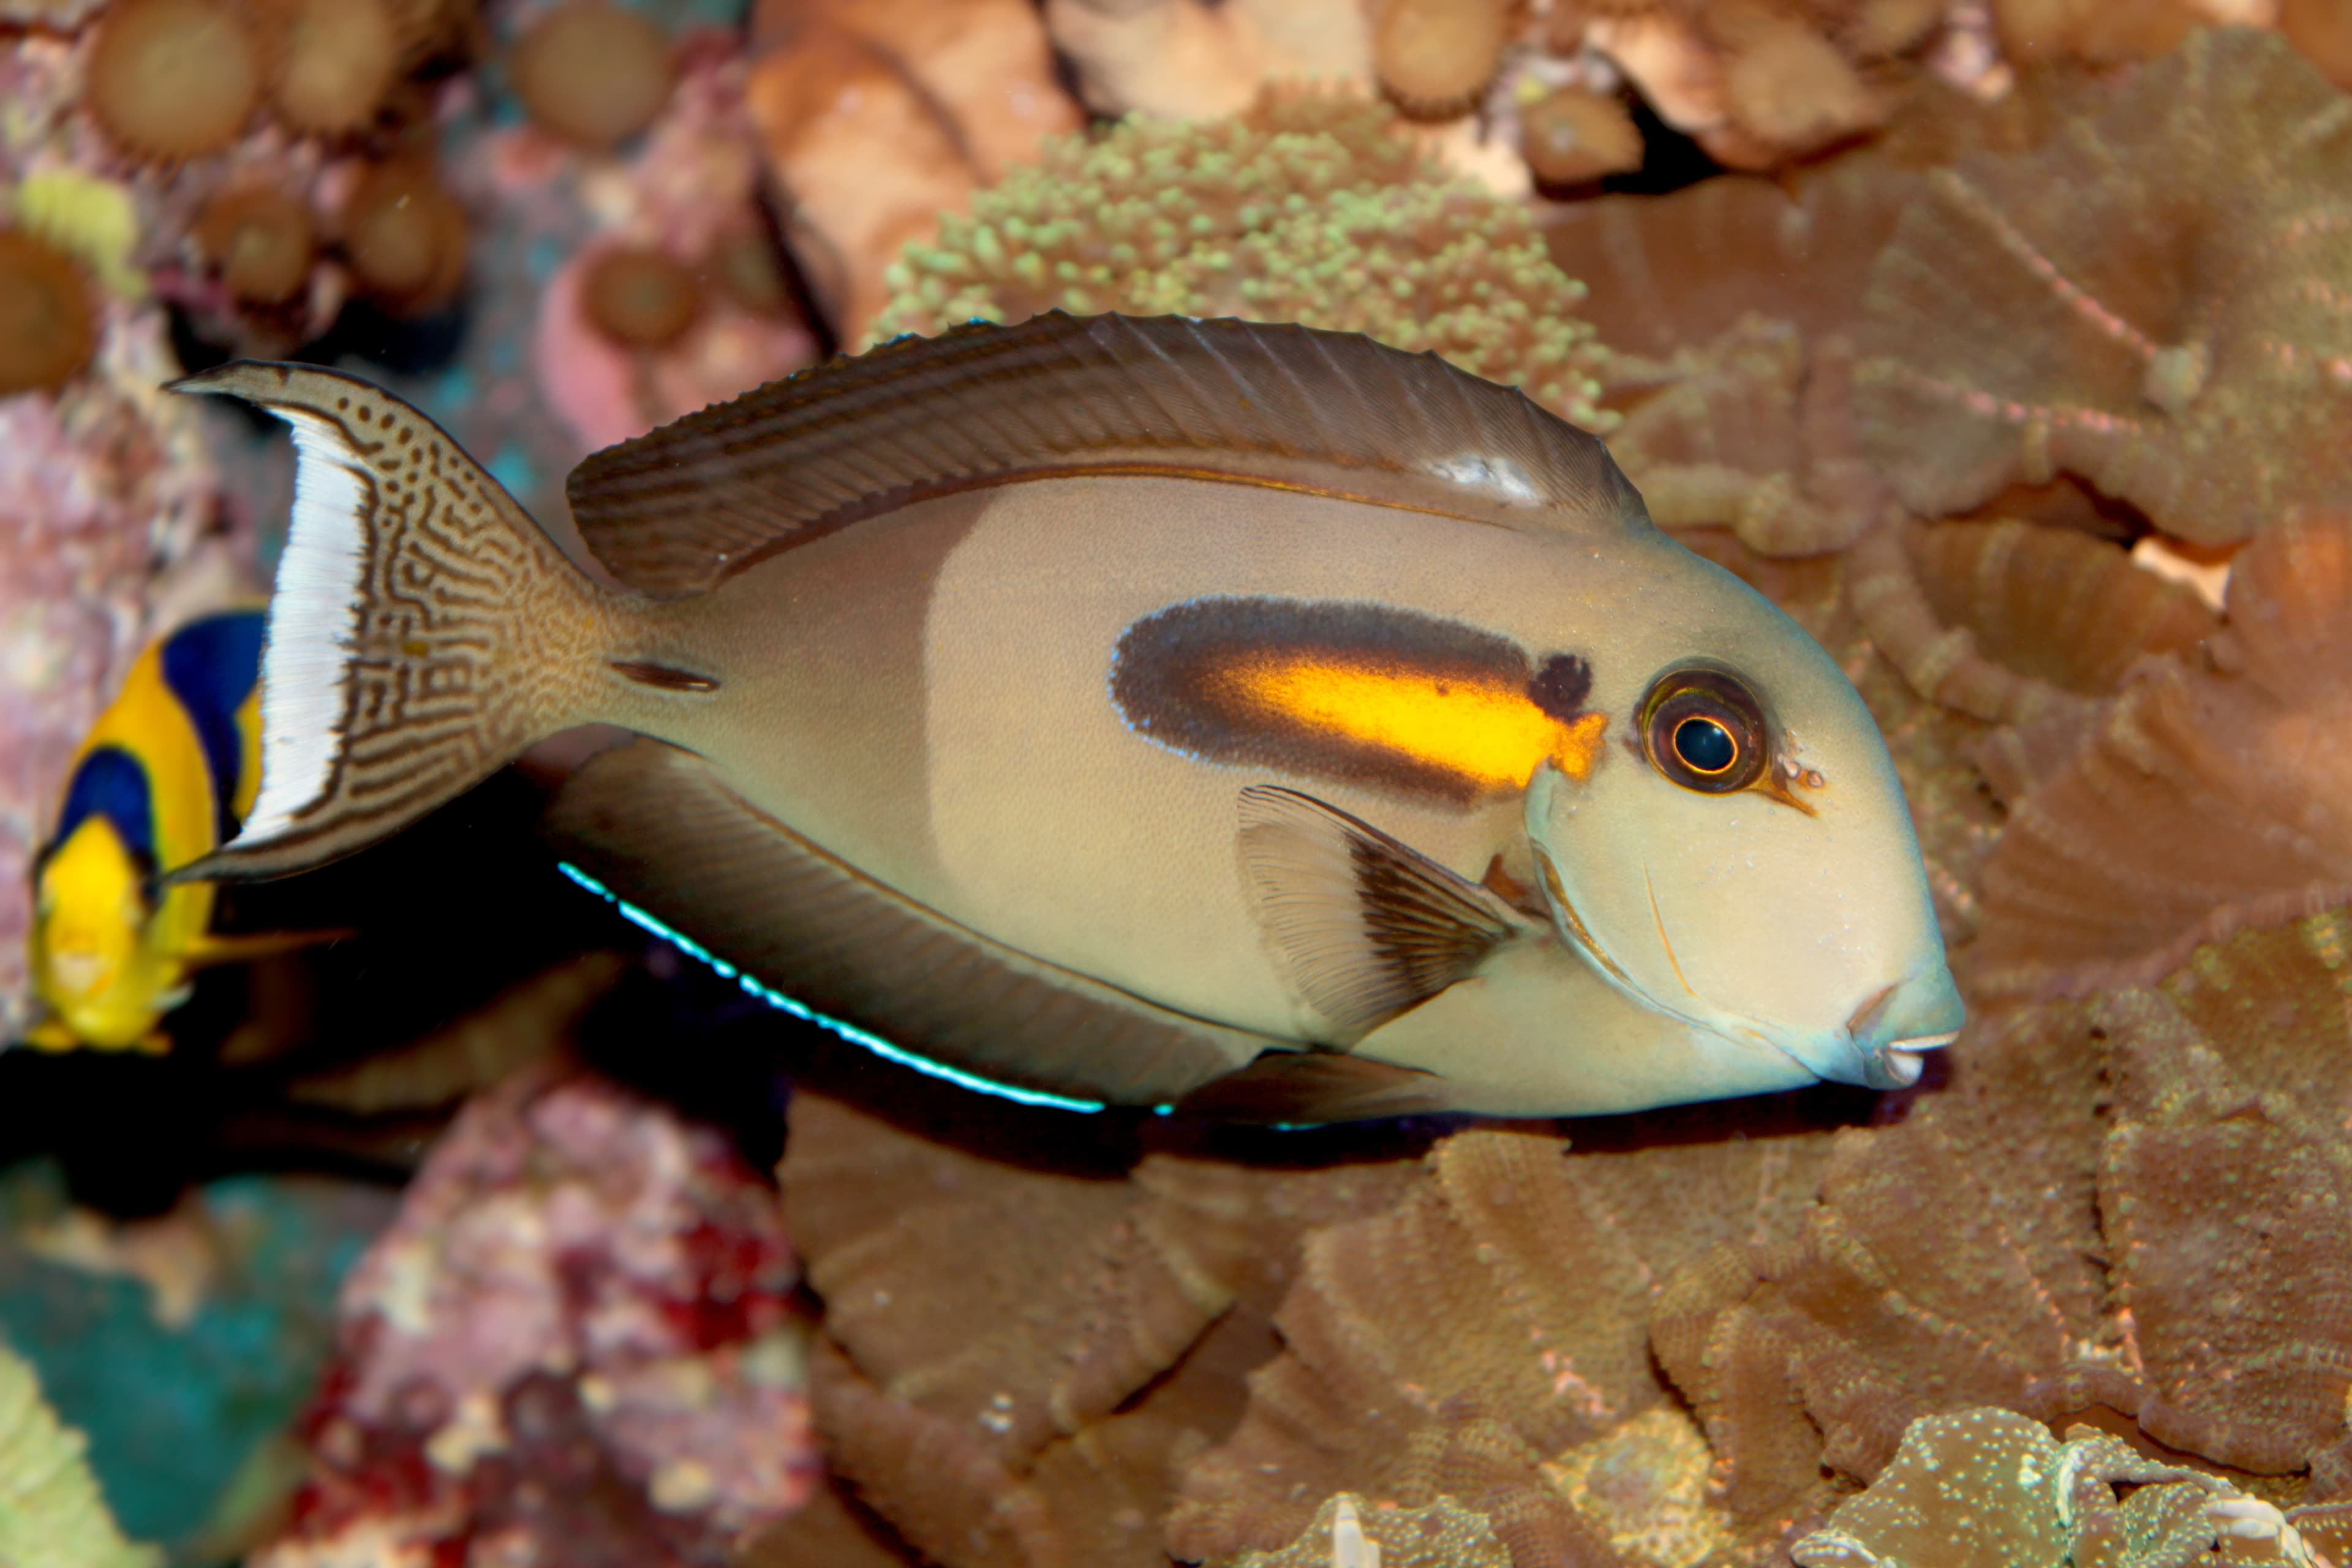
[1236,785,1534,1044]
[1172,1049,1456,1125]
[549,741,1278,1109]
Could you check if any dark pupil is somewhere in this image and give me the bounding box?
[1673,715,1737,774]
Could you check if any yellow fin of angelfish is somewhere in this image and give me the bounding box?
[20,1020,82,1053]
[1235,784,1540,1044]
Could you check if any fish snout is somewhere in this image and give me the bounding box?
[1844,968,1965,1090]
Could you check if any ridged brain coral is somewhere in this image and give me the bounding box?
[1856,28,2352,545]
[866,94,1616,432]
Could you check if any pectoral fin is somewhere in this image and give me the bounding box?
[1235,784,1537,1044]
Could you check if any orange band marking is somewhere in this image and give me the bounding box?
[1213,655,1608,791]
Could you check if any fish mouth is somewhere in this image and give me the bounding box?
[1874,1028,1962,1088]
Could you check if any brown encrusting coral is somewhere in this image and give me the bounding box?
[767,1067,1428,1568]
[1660,901,2352,1534]
[1856,28,2352,546]
[1372,0,1513,118]
[338,157,469,312]
[1516,86,1646,186]
[1168,1110,1848,1562]
[84,0,262,160]
[194,184,317,306]
[581,244,706,350]
[1972,508,2352,1001]
[0,230,97,396]
[1845,515,2215,725]
[252,0,403,138]
[509,0,677,151]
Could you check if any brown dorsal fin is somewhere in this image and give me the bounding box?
[1236,784,1536,1046]
[567,312,1649,597]
[547,739,1275,1108]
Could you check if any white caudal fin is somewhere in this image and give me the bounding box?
[167,361,613,881]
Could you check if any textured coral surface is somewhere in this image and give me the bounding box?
[254,1063,816,1567]
[0,1338,157,1568]
[867,94,1616,432]
[20,7,2352,1568]
[1858,29,2352,543]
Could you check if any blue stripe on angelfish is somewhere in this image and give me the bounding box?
[50,747,160,878]
[554,862,1123,1116]
[159,611,265,842]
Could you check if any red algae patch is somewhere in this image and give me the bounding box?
[195,185,317,304]
[0,230,96,396]
[581,244,703,349]
[339,159,468,311]
[509,0,674,151]
[255,0,401,137]
[86,0,261,160]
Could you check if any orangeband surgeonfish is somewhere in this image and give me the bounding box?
[168,313,1962,1120]
[26,608,331,1053]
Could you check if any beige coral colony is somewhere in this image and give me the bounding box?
[17,0,2352,1562]
[750,2,2352,1566]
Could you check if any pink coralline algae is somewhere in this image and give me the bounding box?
[252,1062,817,1568]
[519,40,818,454]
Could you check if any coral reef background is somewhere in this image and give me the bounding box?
[7,1,2352,1565]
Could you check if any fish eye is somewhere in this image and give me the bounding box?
[1640,668,1767,794]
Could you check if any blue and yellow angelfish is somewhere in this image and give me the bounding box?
[26,608,296,1052]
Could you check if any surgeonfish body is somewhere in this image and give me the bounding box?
[28,610,267,1052]
[172,313,1962,1120]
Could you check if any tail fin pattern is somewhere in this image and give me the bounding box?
[172,363,614,880]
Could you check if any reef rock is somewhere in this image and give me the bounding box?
[1857,28,2352,544]
[1044,0,1372,121]
[251,1062,816,1568]
[745,0,1082,343]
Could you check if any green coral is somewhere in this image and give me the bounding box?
[870,94,1616,432]
[0,1341,157,1568]
[1793,1408,2332,1568]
